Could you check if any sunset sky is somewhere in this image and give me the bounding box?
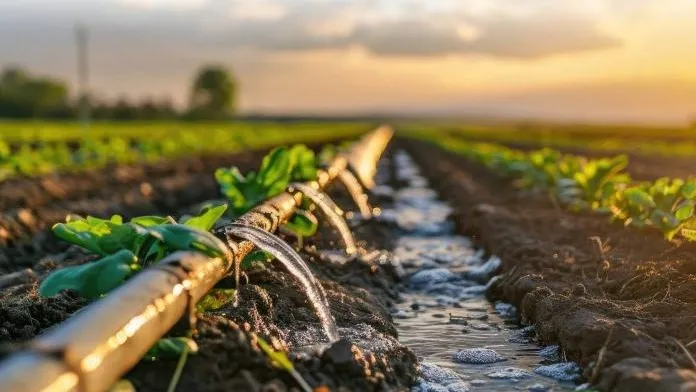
[1,0,695,124]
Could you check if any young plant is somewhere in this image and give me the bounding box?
[196,288,237,312]
[281,209,319,248]
[559,155,631,211]
[215,144,322,257]
[608,177,696,240]
[215,147,295,217]
[40,204,230,298]
[143,337,198,361]
[256,336,311,392]
[39,249,139,299]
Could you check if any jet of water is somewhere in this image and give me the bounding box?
[290,182,357,255]
[337,170,373,219]
[225,223,340,342]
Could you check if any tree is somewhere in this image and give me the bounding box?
[187,65,236,120]
[0,67,71,118]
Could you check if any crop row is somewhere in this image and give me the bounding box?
[401,124,696,157]
[0,127,392,392]
[410,131,696,242]
[0,122,368,181]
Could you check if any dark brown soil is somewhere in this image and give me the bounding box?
[404,138,696,392]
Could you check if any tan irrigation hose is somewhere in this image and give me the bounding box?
[0,125,393,392]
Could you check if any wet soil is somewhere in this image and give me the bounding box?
[404,138,696,391]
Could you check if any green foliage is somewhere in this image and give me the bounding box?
[563,155,631,211]
[289,145,318,181]
[414,131,696,243]
[256,336,311,392]
[215,144,321,238]
[0,122,366,183]
[196,288,237,312]
[256,337,294,372]
[188,65,236,119]
[38,250,139,299]
[241,250,274,269]
[216,147,295,217]
[611,178,696,239]
[181,203,228,231]
[143,337,199,361]
[41,204,229,299]
[283,210,319,238]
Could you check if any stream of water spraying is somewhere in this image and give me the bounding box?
[337,170,373,219]
[225,223,340,342]
[290,183,357,255]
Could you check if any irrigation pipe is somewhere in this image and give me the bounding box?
[0,125,393,392]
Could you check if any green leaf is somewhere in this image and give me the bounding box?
[676,200,695,221]
[39,249,139,299]
[242,250,274,269]
[143,337,198,361]
[130,216,176,227]
[257,147,293,196]
[52,215,127,256]
[196,288,237,312]
[289,145,318,181]
[282,210,319,237]
[182,203,228,231]
[682,180,696,199]
[146,224,229,259]
[256,336,293,372]
[624,188,656,208]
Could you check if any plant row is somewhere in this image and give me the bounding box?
[401,124,696,158]
[0,122,366,181]
[34,141,346,388]
[413,132,696,242]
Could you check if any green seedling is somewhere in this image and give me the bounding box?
[42,203,230,299]
[289,145,318,182]
[180,203,228,231]
[611,178,696,240]
[241,250,274,269]
[562,155,631,211]
[282,210,319,248]
[215,144,322,241]
[215,144,320,217]
[256,336,311,392]
[38,250,139,299]
[196,288,237,312]
[215,147,295,217]
[143,337,198,361]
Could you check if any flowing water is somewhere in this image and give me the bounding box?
[224,223,340,342]
[375,151,582,392]
[289,182,357,255]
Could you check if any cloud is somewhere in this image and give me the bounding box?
[0,0,622,60]
[204,2,622,59]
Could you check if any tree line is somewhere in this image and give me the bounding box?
[0,65,236,120]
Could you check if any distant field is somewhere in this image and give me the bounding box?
[0,120,372,142]
[400,121,696,157]
[0,120,372,180]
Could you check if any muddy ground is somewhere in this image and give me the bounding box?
[0,147,418,391]
[404,138,696,392]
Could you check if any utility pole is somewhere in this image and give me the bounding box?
[75,24,91,129]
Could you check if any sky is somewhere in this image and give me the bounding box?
[1,0,695,125]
